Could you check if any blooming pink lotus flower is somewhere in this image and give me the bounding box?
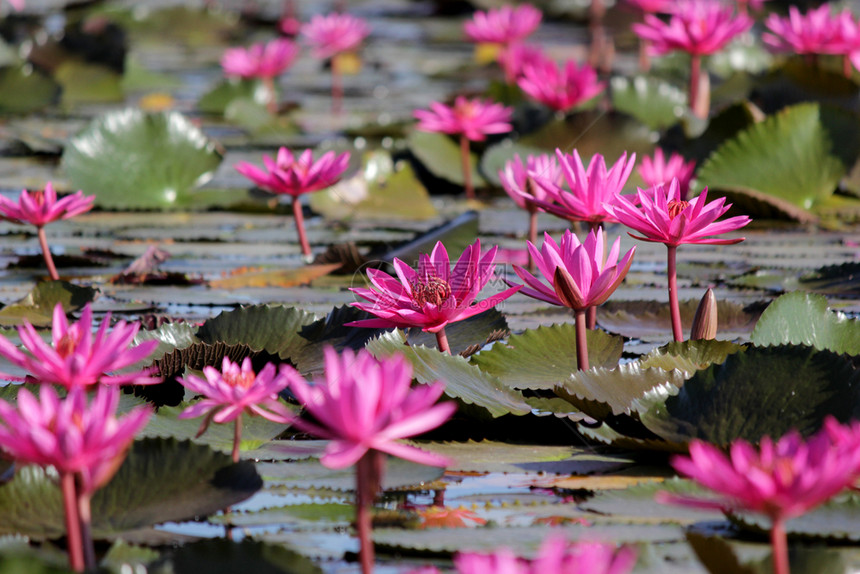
[517,57,605,113]
[179,357,296,462]
[0,385,150,571]
[511,229,635,370]
[0,303,159,388]
[658,422,860,574]
[414,97,513,199]
[764,4,848,62]
[608,179,750,341]
[497,43,545,83]
[288,347,455,574]
[531,149,636,229]
[0,182,94,280]
[637,148,696,199]
[221,37,299,79]
[301,13,370,60]
[463,4,542,46]
[235,148,350,259]
[499,152,561,213]
[347,239,521,353]
[633,0,752,117]
[5,0,23,10]
[624,0,673,13]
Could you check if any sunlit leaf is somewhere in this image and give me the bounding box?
[610,75,688,130]
[0,281,97,327]
[407,130,487,188]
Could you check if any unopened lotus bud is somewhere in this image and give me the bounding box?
[690,288,717,340]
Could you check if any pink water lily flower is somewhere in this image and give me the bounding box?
[764,4,848,65]
[414,97,513,199]
[235,148,350,259]
[288,347,455,574]
[531,149,636,229]
[179,357,295,462]
[0,303,159,388]
[497,43,545,83]
[517,57,605,113]
[658,421,860,574]
[348,239,521,353]
[624,0,673,13]
[463,4,542,46]
[0,182,95,280]
[637,148,696,199]
[511,229,635,370]
[608,179,750,342]
[4,0,23,10]
[301,13,370,60]
[633,0,752,117]
[0,385,151,571]
[221,37,299,79]
[499,152,561,261]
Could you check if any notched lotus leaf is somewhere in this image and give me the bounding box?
[55,61,123,106]
[154,538,322,574]
[61,109,223,209]
[639,339,745,373]
[639,344,860,447]
[580,477,722,523]
[797,262,860,296]
[469,324,623,391]
[211,502,354,527]
[696,103,844,215]
[0,281,97,327]
[257,456,444,492]
[610,75,688,130]
[0,438,261,540]
[198,79,270,115]
[407,130,487,188]
[751,291,860,355]
[597,299,762,340]
[731,492,860,542]
[208,264,342,289]
[367,330,531,418]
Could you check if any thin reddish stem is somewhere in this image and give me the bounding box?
[60,472,85,572]
[844,55,853,79]
[585,220,601,330]
[667,245,683,342]
[639,37,651,72]
[689,54,702,118]
[331,57,343,115]
[527,210,538,273]
[37,226,59,281]
[292,197,312,260]
[435,328,450,354]
[75,481,96,572]
[574,308,589,370]
[771,519,790,574]
[232,414,242,463]
[459,134,474,200]
[263,76,277,115]
[355,451,383,574]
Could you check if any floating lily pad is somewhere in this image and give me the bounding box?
[479,142,552,188]
[407,130,487,189]
[639,345,860,447]
[257,456,444,492]
[750,291,860,355]
[212,502,354,528]
[155,539,322,574]
[469,324,624,390]
[610,75,688,130]
[0,281,97,327]
[367,330,531,418]
[731,492,860,542]
[696,103,845,216]
[0,438,261,540]
[0,65,59,114]
[61,109,223,209]
[581,477,724,524]
[54,61,123,106]
[198,79,270,115]
[797,262,860,296]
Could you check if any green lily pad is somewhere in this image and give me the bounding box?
[469,324,624,391]
[0,438,261,540]
[639,345,860,447]
[0,65,59,114]
[134,320,200,363]
[102,540,160,571]
[479,142,551,188]
[54,61,123,106]
[696,103,845,214]
[366,329,531,418]
[750,291,860,355]
[610,75,688,130]
[99,6,239,48]
[731,492,860,542]
[582,477,724,524]
[797,262,860,296]
[213,502,354,528]
[0,281,97,327]
[155,539,322,574]
[198,79,271,115]
[310,152,437,221]
[407,130,487,189]
[61,109,223,209]
[679,101,759,165]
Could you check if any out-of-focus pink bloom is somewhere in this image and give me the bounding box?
[531,150,636,227]
[414,96,513,142]
[0,182,93,227]
[657,421,860,525]
[633,0,752,56]
[763,4,848,55]
[348,239,521,334]
[179,357,295,435]
[301,13,370,60]
[625,0,673,13]
[0,303,159,388]
[512,229,635,310]
[517,57,605,112]
[0,385,151,494]
[607,179,751,246]
[279,17,302,37]
[221,38,299,79]
[637,148,696,199]
[497,43,545,82]
[499,153,561,211]
[5,0,23,11]
[286,348,456,469]
[463,4,542,46]
[235,148,350,198]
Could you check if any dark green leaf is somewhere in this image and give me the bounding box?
[610,75,688,130]
[0,65,59,114]
[0,281,97,327]
[198,79,270,115]
[407,130,487,188]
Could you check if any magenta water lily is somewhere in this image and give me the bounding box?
[463,4,542,47]
[221,37,299,114]
[637,148,696,199]
[348,239,521,354]
[0,182,94,281]
[517,56,604,113]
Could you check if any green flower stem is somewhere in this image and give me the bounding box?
[667,245,683,342]
[435,328,450,354]
[459,134,475,200]
[60,472,85,572]
[575,308,589,370]
[292,197,312,260]
[771,519,789,574]
[37,226,59,281]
